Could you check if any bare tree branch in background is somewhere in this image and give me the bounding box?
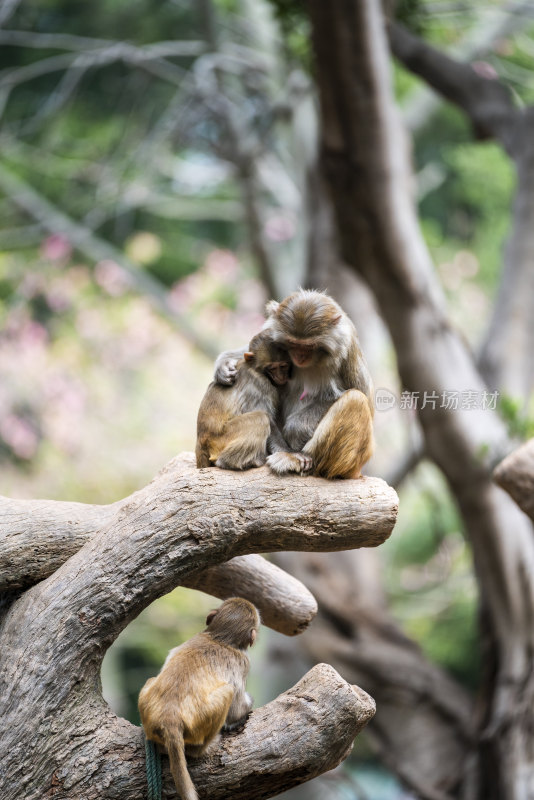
[391,18,534,399]
[400,1,534,133]
[0,162,219,359]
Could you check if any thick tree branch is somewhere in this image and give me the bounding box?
[0,664,375,800]
[399,1,533,133]
[0,453,335,635]
[183,555,318,636]
[0,450,397,685]
[494,438,534,522]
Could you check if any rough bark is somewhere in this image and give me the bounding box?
[0,451,397,799]
[0,661,375,800]
[494,438,534,523]
[273,551,475,800]
[307,2,534,798]
[0,452,396,629]
[0,457,327,635]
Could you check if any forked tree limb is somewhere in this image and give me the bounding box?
[0,451,396,800]
[494,438,534,522]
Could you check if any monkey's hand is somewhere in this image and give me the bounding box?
[214,348,246,385]
[266,451,313,475]
[222,715,249,733]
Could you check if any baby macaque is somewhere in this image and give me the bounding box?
[139,597,260,800]
[196,331,302,470]
[215,290,374,479]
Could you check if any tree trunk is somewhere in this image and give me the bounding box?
[306,2,534,798]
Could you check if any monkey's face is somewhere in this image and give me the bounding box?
[264,360,291,386]
[246,333,291,385]
[287,343,315,369]
[264,291,343,370]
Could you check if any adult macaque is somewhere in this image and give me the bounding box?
[214,290,374,479]
[139,597,260,800]
[196,331,310,471]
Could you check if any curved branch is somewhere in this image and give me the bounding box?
[494,438,534,522]
[0,448,390,799]
[182,555,318,636]
[0,450,397,692]
[1,664,374,800]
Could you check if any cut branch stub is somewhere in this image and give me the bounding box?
[182,554,318,636]
[493,438,534,522]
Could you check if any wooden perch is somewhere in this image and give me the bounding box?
[0,452,396,633]
[494,439,534,522]
[0,451,396,800]
[0,664,374,800]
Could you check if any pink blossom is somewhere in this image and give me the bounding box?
[472,61,498,80]
[94,260,131,297]
[168,274,199,313]
[20,320,48,348]
[40,234,72,262]
[204,249,239,281]
[264,214,296,242]
[0,415,39,460]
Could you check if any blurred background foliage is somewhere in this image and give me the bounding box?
[1,1,533,797]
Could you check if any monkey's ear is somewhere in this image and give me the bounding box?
[206,609,218,626]
[332,314,342,325]
[244,352,254,362]
[265,300,279,317]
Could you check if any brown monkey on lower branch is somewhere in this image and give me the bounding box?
[196,331,311,471]
[139,597,260,800]
[215,290,374,479]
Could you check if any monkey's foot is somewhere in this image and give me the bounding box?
[267,452,313,475]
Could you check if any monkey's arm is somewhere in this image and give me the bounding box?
[267,420,291,454]
[214,347,247,385]
[267,421,313,474]
[225,687,254,728]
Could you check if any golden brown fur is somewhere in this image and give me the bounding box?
[196,332,290,470]
[139,598,260,800]
[263,290,374,479]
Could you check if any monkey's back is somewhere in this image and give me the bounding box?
[139,632,248,744]
[196,363,277,467]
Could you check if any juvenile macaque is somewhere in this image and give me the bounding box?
[215,290,374,479]
[196,332,305,470]
[139,597,260,800]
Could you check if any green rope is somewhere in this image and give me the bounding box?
[144,736,162,800]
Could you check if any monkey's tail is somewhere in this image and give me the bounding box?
[166,728,198,800]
